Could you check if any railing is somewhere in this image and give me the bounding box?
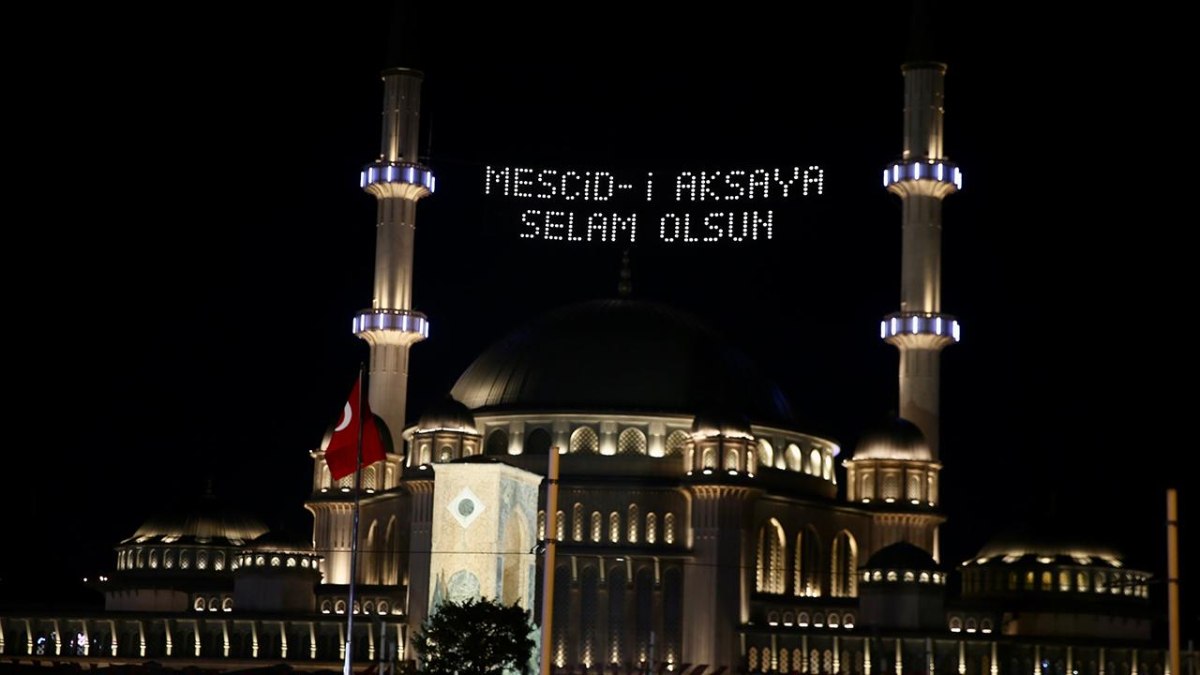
[360,161,436,193]
[880,311,960,342]
[882,159,962,190]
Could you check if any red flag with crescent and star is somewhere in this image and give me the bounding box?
[325,377,386,481]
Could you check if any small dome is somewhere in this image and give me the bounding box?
[124,492,268,546]
[248,532,314,555]
[691,411,753,439]
[864,541,940,571]
[973,524,1125,566]
[417,397,477,433]
[854,417,932,461]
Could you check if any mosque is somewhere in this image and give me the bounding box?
[0,37,1184,675]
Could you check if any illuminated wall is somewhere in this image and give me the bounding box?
[427,463,541,611]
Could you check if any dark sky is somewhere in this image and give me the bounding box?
[7,2,1194,627]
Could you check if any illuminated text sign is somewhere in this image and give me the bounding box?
[483,166,824,244]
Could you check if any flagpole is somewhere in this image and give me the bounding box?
[344,364,366,675]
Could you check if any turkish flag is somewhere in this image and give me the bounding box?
[325,377,387,481]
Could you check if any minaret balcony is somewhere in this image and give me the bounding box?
[880,312,960,344]
[882,159,962,191]
[360,160,436,194]
[353,309,430,339]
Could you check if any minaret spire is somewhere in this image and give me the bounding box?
[879,26,962,458]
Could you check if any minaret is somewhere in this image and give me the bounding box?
[305,69,434,587]
[879,58,962,457]
[352,68,436,453]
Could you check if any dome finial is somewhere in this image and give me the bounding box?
[618,249,632,297]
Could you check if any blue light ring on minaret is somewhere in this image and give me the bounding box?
[360,160,436,193]
[352,308,429,339]
[879,311,959,343]
[882,159,961,191]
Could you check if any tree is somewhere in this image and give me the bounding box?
[412,597,536,675]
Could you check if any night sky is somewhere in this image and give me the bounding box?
[7,2,1194,629]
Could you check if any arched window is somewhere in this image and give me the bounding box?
[907,472,922,499]
[887,571,898,581]
[222,597,233,612]
[164,550,175,569]
[860,470,875,500]
[363,465,376,489]
[664,513,676,544]
[794,526,821,597]
[646,513,657,544]
[180,551,191,569]
[363,601,374,615]
[1076,571,1089,591]
[609,512,621,543]
[758,439,774,468]
[379,601,390,615]
[965,617,977,633]
[573,503,584,541]
[320,465,332,490]
[214,552,225,571]
[823,454,833,480]
[608,565,626,663]
[809,449,822,475]
[980,618,992,633]
[149,550,159,569]
[1059,570,1071,591]
[570,427,599,454]
[537,511,545,540]
[485,429,509,455]
[438,445,453,462]
[618,428,647,454]
[949,616,962,632]
[555,511,565,541]
[726,448,740,471]
[526,428,552,455]
[1041,571,1052,590]
[1025,571,1035,589]
[755,519,786,594]
[831,531,858,597]
[194,597,205,611]
[627,504,639,543]
[665,430,689,456]
[1095,571,1107,593]
[701,447,717,469]
[786,444,803,472]
[746,448,756,473]
[591,512,602,543]
[881,473,900,500]
[335,600,346,614]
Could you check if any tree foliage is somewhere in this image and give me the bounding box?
[412,597,536,675]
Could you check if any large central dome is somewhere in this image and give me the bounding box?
[450,299,795,425]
